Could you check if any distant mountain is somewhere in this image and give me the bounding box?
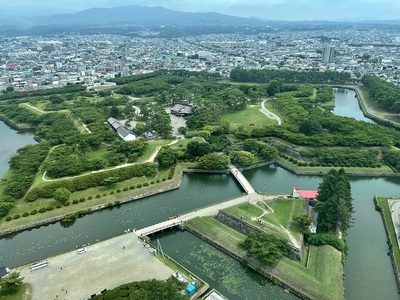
[37,5,267,27]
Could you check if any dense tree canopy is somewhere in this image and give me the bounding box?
[230,68,351,84]
[92,277,189,300]
[315,169,353,235]
[240,232,289,266]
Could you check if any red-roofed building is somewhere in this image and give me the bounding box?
[293,187,318,200]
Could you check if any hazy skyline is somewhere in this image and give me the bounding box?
[1,0,399,21]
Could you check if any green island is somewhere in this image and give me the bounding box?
[1,69,400,299]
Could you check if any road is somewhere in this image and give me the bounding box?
[260,99,282,125]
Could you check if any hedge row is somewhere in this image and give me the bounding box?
[25,163,157,202]
[279,153,382,168]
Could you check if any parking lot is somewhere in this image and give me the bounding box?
[19,232,174,300]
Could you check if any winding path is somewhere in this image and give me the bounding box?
[260,99,282,125]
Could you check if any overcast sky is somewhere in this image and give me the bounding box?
[2,0,399,20]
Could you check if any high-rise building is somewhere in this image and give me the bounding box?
[322,46,335,63]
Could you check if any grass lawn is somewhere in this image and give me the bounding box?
[18,103,46,115]
[186,216,343,300]
[221,105,277,130]
[376,197,400,280]
[225,198,304,244]
[0,283,30,300]
[186,217,247,255]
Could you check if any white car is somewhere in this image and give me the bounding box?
[77,248,87,254]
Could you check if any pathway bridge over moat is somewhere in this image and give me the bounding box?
[229,164,256,194]
[135,193,262,237]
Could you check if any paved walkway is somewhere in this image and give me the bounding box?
[260,99,282,125]
[19,233,174,300]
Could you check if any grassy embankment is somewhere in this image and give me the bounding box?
[375,197,400,281]
[186,198,343,300]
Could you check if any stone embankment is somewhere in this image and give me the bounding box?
[373,196,400,293]
[0,114,36,131]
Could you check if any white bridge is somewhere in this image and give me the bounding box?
[135,218,183,237]
[229,164,256,194]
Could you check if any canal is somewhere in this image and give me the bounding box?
[0,89,399,299]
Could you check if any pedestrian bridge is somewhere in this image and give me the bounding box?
[135,218,183,237]
[229,165,256,194]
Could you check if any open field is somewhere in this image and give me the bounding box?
[222,104,277,129]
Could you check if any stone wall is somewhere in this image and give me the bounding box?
[216,210,302,260]
[373,196,400,293]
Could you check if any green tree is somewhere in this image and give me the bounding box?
[240,232,289,266]
[198,153,230,170]
[156,147,178,167]
[53,187,71,203]
[299,119,322,136]
[315,169,354,235]
[5,86,14,93]
[294,213,312,233]
[186,141,212,157]
[0,272,23,294]
[102,177,120,186]
[231,150,255,166]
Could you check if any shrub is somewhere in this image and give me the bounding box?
[162,178,166,181]
[56,204,62,209]
[72,199,79,204]
[5,216,12,222]
[30,209,38,215]
[333,163,339,167]
[64,201,71,206]
[123,187,129,191]
[88,196,93,200]
[116,189,121,193]
[80,197,86,202]
[150,181,155,184]
[307,233,346,251]
[143,182,149,187]
[95,194,101,198]
[377,163,382,168]
[22,212,29,217]
[13,214,21,219]
[39,207,47,213]
[136,184,142,188]
[47,206,54,211]
[110,191,115,195]
[129,185,135,190]
[308,162,315,167]
[107,202,113,207]
[293,159,298,164]
[114,200,120,206]
[103,193,107,196]
[156,179,160,183]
